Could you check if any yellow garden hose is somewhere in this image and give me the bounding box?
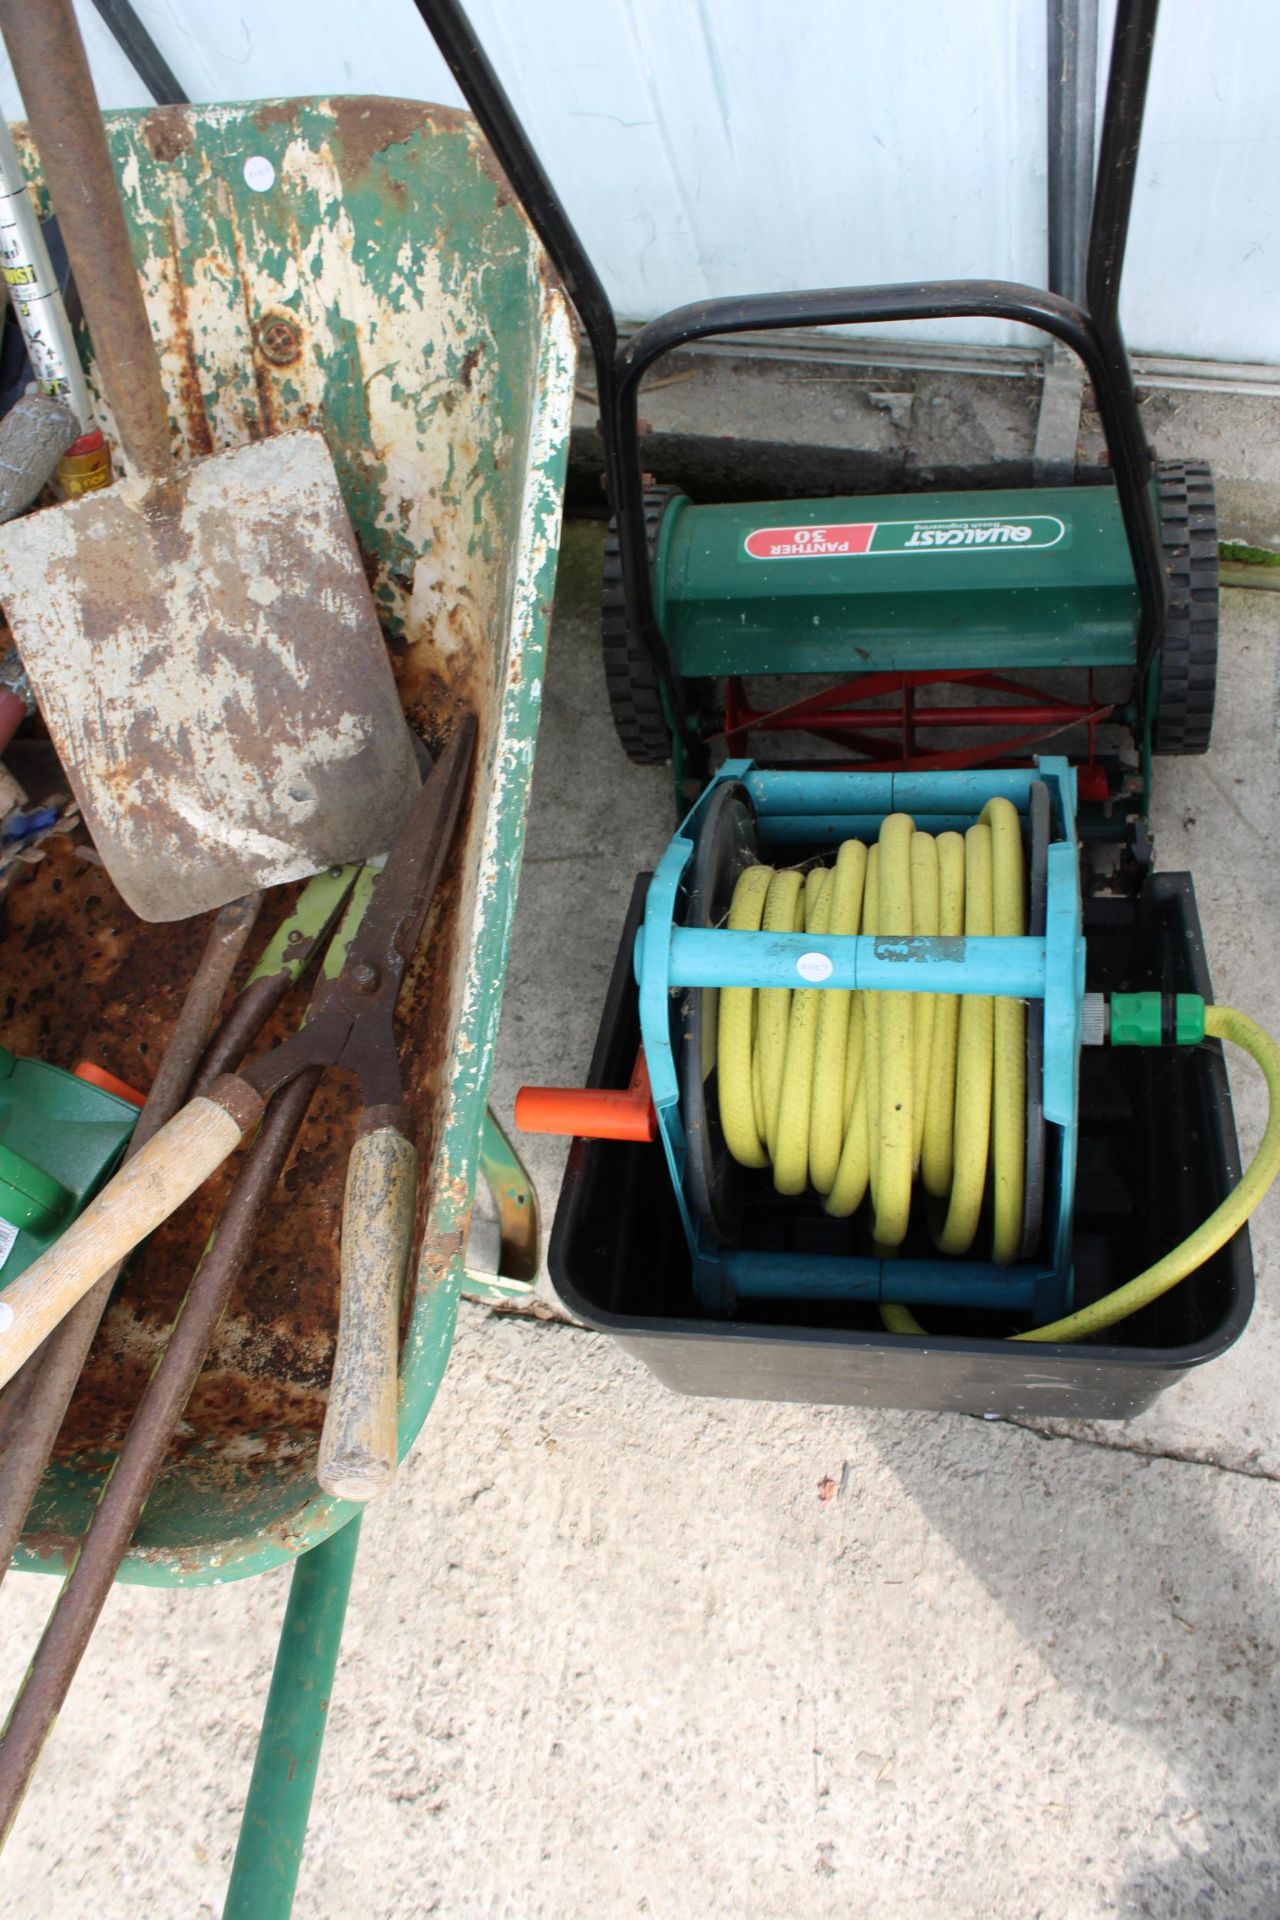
[883,1006,1280,1342]
[1016,1004,1280,1339]
[717,799,1027,1265]
[715,809,1280,1341]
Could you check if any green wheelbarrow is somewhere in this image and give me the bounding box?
[0,94,573,1910]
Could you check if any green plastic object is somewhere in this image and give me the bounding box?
[0,1138,69,1233]
[653,483,1141,676]
[1110,992,1206,1047]
[1175,996,1207,1045]
[0,1047,138,1285]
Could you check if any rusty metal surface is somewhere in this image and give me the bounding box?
[0,96,576,1580]
[0,0,174,478]
[0,1064,322,1836]
[0,825,463,1472]
[0,889,262,1582]
[0,432,422,922]
[193,974,293,1097]
[0,838,358,1465]
[136,894,264,1124]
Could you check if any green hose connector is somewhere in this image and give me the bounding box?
[1109,992,1206,1047]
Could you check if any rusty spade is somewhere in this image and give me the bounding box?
[0,0,420,923]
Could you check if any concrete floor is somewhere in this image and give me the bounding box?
[2,528,1279,1918]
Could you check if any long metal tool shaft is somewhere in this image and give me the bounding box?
[0,1063,322,1843]
[0,893,261,1583]
[0,0,174,478]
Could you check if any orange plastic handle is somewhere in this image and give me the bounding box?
[515,1052,656,1143]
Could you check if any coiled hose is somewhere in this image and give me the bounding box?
[718,799,1027,1263]
[715,803,1280,1341]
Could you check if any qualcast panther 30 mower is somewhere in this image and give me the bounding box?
[430,0,1280,1419]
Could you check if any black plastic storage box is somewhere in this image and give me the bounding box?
[549,873,1253,1421]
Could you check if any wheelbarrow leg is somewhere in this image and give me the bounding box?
[223,1513,363,1920]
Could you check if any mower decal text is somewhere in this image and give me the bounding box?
[744,514,1067,560]
[744,523,875,559]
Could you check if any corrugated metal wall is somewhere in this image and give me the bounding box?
[1,0,1276,363]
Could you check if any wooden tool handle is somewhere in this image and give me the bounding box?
[0,0,175,479]
[0,1096,248,1390]
[317,1127,416,1502]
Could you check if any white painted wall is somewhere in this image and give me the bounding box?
[1097,0,1279,364]
[0,0,1275,363]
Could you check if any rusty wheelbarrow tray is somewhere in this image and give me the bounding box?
[1,94,574,1586]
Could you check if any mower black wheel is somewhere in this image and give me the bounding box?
[1152,460,1218,755]
[602,487,683,765]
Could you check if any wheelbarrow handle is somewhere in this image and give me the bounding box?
[0,1093,254,1389]
[317,1125,416,1502]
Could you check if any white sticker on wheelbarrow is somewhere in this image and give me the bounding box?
[0,1217,16,1274]
[743,514,1067,559]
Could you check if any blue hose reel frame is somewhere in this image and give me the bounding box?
[633,757,1086,1324]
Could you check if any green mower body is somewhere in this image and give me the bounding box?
[654,484,1138,677]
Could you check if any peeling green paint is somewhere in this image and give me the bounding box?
[8,97,575,1587]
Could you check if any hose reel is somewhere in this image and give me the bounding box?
[520,757,1280,1346]
[637,758,1084,1326]
[683,778,1053,1265]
